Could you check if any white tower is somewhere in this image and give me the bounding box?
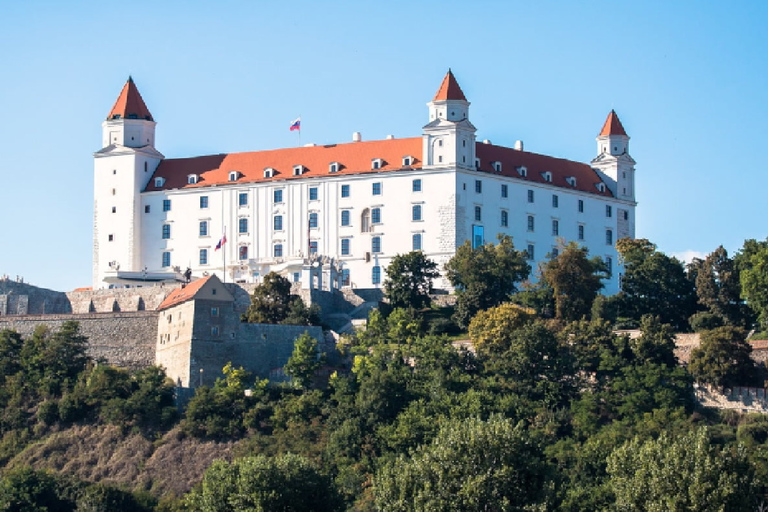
[93,77,164,288]
[591,110,636,202]
[422,70,477,170]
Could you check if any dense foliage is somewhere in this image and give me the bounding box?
[243,272,321,325]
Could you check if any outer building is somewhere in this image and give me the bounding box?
[94,71,636,294]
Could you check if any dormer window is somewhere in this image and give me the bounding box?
[293,165,305,176]
[474,158,481,169]
[542,172,552,183]
[517,166,527,177]
[597,182,606,193]
[402,156,413,167]
[566,176,577,187]
[187,174,198,185]
[228,171,240,182]
[372,158,383,170]
[492,161,502,172]
[329,162,339,173]
[154,177,165,187]
[264,167,275,178]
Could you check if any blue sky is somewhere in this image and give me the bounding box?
[1,1,767,291]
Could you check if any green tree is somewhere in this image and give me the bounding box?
[0,467,73,512]
[607,428,755,511]
[688,326,758,388]
[374,416,551,511]
[20,321,89,396]
[0,329,23,385]
[187,454,342,512]
[541,242,606,322]
[630,315,677,367]
[740,244,768,331]
[468,302,536,355]
[284,332,322,389]
[383,251,440,310]
[695,246,752,328]
[243,272,319,325]
[445,234,530,328]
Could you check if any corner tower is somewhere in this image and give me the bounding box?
[93,77,164,288]
[422,70,476,170]
[591,110,635,202]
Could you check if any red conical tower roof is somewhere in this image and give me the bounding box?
[599,110,627,137]
[432,69,467,101]
[107,77,153,121]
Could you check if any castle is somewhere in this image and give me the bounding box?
[94,71,637,294]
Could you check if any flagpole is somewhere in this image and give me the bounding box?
[222,226,226,284]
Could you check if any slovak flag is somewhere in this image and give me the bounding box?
[215,233,227,251]
[289,117,301,131]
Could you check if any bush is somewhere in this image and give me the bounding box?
[689,311,724,332]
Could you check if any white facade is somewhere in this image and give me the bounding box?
[94,73,637,295]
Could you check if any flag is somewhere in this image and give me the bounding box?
[215,233,227,251]
[289,117,301,131]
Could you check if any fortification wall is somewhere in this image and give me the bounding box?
[0,280,71,315]
[0,312,158,370]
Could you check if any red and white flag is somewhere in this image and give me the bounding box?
[215,233,227,251]
[289,117,301,131]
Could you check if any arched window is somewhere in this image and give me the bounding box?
[361,208,371,233]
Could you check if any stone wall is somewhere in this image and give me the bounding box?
[0,312,158,370]
[0,280,71,315]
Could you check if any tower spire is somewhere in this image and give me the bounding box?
[432,69,467,101]
[107,77,153,121]
[599,109,627,137]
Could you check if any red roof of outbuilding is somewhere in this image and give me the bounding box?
[433,70,467,101]
[157,276,212,311]
[107,77,154,121]
[599,110,627,137]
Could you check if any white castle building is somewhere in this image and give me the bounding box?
[93,71,636,294]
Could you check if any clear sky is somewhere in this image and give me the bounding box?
[1,1,767,292]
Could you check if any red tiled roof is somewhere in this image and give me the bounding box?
[157,276,212,310]
[107,77,154,122]
[433,70,467,101]
[475,143,613,197]
[599,110,627,137]
[147,138,423,191]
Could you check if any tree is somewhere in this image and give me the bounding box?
[607,428,755,511]
[243,272,319,325]
[374,416,551,511]
[630,315,677,367]
[740,244,768,331]
[540,242,606,322]
[695,246,752,328]
[468,303,536,355]
[445,234,530,328]
[284,332,322,389]
[187,454,342,512]
[688,326,758,388]
[383,251,440,310]
[615,238,696,331]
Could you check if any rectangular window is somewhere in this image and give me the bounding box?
[472,225,484,249]
[606,229,613,245]
[578,199,584,213]
[501,210,508,227]
[552,247,559,258]
[274,215,283,231]
[412,233,422,251]
[145,205,150,213]
[162,224,171,239]
[211,307,219,317]
[341,184,350,198]
[293,272,300,283]
[162,251,170,267]
[199,221,208,237]
[239,218,248,233]
[605,256,613,277]
[309,212,318,228]
[606,205,612,217]
[239,246,248,260]
[412,205,422,221]
[475,180,482,193]
[412,179,422,192]
[501,184,508,198]
[552,219,559,236]
[526,244,535,261]
[623,210,629,220]
[162,199,171,212]
[527,215,534,232]
[239,193,248,207]
[578,225,585,240]
[274,189,283,203]
[341,210,350,226]
[309,241,318,254]
[274,244,283,257]
[527,190,534,203]
[211,326,220,336]
[372,182,382,195]
[200,196,208,209]
[552,194,559,208]
[341,238,350,255]
[372,236,382,253]
[474,206,482,222]
[341,269,350,286]
[309,187,318,201]
[372,208,381,224]
[372,266,381,285]
[199,248,208,265]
